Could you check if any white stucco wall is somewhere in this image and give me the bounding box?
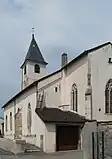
[4,86,37,142]
[4,102,15,139]
[22,61,48,89]
[90,44,112,121]
[38,71,62,108]
[45,124,56,152]
[35,112,46,151]
[61,56,88,115]
[82,121,97,159]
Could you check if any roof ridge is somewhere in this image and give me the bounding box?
[85,41,111,53]
[62,41,112,68]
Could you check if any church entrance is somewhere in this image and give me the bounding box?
[56,125,80,151]
[15,109,22,139]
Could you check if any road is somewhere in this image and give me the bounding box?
[0,150,47,159]
[0,149,82,159]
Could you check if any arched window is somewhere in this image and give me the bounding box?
[71,84,78,112]
[34,64,40,73]
[27,103,32,133]
[105,79,112,113]
[10,112,12,130]
[5,115,8,131]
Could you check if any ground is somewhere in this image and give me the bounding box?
[0,150,82,159]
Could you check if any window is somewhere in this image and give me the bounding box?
[5,115,8,131]
[24,65,26,75]
[55,87,58,92]
[34,64,40,73]
[17,108,20,112]
[71,84,78,112]
[27,103,32,133]
[10,112,12,130]
[105,79,112,113]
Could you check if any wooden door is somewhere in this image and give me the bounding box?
[56,125,79,151]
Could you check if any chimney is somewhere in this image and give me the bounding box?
[61,53,68,67]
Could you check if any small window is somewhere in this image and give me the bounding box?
[55,87,58,92]
[34,64,40,73]
[10,112,12,130]
[17,108,20,112]
[6,115,8,131]
[24,65,26,75]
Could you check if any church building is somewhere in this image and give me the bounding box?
[2,32,112,153]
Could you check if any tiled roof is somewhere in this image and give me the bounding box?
[35,107,86,123]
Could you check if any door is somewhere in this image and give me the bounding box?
[56,125,79,151]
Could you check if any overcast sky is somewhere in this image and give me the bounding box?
[0,0,112,116]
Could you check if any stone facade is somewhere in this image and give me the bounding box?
[98,122,112,159]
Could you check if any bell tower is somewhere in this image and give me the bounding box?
[21,29,48,90]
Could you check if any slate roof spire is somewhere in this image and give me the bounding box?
[21,29,48,68]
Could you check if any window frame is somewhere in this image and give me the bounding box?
[105,79,112,114]
[71,84,78,112]
[10,112,12,131]
[24,65,26,75]
[5,115,8,131]
[34,64,40,73]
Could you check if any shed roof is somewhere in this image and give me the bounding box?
[35,107,86,123]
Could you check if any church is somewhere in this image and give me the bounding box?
[2,32,112,154]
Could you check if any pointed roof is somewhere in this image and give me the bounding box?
[21,34,48,68]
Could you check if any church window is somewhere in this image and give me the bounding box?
[27,103,32,133]
[71,84,78,112]
[34,64,40,73]
[10,112,12,130]
[24,65,26,75]
[105,79,112,113]
[5,115,8,131]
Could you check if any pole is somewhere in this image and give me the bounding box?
[97,131,99,159]
[92,132,95,159]
[102,131,104,159]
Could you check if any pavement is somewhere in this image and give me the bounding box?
[0,149,82,159]
[0,149,47,159]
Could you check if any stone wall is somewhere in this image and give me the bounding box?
[98,122,112,159]
[0,138,25,154]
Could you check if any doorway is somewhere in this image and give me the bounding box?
[56,125,79,151]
